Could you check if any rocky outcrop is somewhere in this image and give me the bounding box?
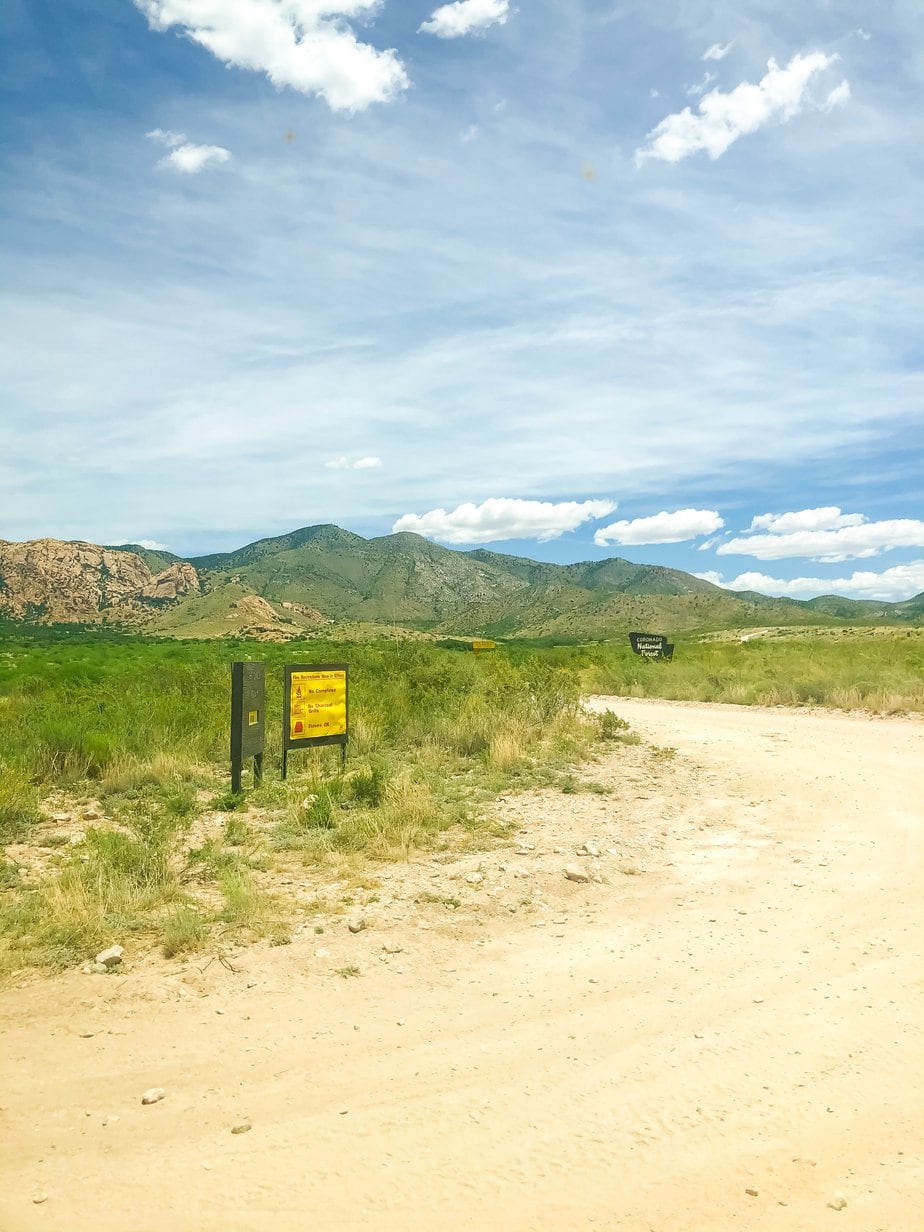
[279,599,327,624]
[138,562,200,606]
[0,539,199,623]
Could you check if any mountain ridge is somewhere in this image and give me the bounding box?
[1,526,921,639]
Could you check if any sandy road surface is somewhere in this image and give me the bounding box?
[1,700,922,1232]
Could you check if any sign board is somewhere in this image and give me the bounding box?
[629,632,674,661]
[230,662,265,793]
[472,639,497,653]
[282,663,348,778]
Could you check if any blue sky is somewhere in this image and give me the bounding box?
[2,0,922,600]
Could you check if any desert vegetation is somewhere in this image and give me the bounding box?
[1,624,921,973]
[0,631,601,971]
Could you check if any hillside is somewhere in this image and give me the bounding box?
[0,539,199,624]
[1,525,921,639]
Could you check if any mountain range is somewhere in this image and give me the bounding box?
[1,525,921,641]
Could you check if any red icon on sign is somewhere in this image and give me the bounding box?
[294,721,303,733]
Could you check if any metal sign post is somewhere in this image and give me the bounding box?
[230,662,265,793]
[282,663,349,779]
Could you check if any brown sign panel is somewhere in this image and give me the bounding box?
[629,632,674,660]
[230,661,265,793]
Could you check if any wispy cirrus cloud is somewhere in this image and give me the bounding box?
[325,455,382,470]
[135,0,408,111]
[718,508,924,562]
[394,498,615,544]
[687,71,716,97]
[702,41,734,62]
[419,0,510,39]
[146,128,230,173]
[697,561,924,602]
[636,51,846,164]
[594,509,724,547]
[824,81,851,110]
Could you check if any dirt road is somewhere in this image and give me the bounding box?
[2,699,922,1231]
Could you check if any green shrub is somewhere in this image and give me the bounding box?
[0,761,39,841]
[162,906,209,957]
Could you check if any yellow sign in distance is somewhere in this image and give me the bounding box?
[472,639,497,652]
[289,669,347,741]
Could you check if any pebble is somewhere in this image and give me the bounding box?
[231,1123,252,1135]
[397,1018,406,1026]
[347,919,366,934]
[465,872,484,885]
[314,948,331,959]
[141,1088,166,1106]
[102,1115,119,1127]
[745,1188,758,1197]
[827,1195,847,1212]
[564,863,590,883]
[81,810,101,821]
[31,1193,48,1205]
[96,945,124,968]
[579,843,601,857]
[381,943,403,955]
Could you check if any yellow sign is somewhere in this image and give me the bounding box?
[472,639,497,652]
[247,709,259,727]
[289,669,347,741]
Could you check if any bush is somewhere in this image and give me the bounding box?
[0,761,39,841]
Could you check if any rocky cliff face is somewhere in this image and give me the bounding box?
[137,562,200,606]
[0,539,200,623]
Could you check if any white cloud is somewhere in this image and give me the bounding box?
[163,143,231,173]
[461,124,479,143]
[748,507,866,534]
[419,0,509,39]
[702,41,734,62]
[146,127,186,147]
[111,538,170,550]
[636,52,842,164]
[699,561,924,602]
[146,127,230,173]
[593,508,724,547]
[687,71,716,97]
[325,455,381,470]
[135,0,408,112]
[393,497,616,544]
[824,81,851,110]
[719,510,924,562]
